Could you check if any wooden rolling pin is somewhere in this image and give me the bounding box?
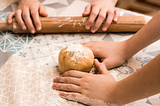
[0,16,146,33]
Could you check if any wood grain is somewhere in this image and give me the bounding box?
[1,16,145,33]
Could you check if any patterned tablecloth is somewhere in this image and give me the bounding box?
[0,0,160,106]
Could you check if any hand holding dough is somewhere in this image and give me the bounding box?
[58,44,94,73]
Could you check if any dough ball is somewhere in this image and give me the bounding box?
[58,44,94,73]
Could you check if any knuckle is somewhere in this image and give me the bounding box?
[31,11,37,16]
[99,14,106,19]
[65,78,70,83]
[91,3,97,7]
[81,74,90,81]
[22,5,27,9]
[15,11,20,15]
[67,70,74,75]
[23,13,28,18]
[108,10,114,15]
[66,85,71,90]
[91,11,97,16]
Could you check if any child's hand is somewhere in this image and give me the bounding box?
[7,0,48,34]
[83,0,119,33]
[53,59,118,105]
[82,41,128,69]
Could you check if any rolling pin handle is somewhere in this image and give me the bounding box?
[0,21,12,32]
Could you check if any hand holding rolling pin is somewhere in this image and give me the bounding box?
[7,0,48,34]
[83,0,119,33]
[7,0,119,34]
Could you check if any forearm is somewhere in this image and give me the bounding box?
[124,11,160,59]
[111,54,160,105]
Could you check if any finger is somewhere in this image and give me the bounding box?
[94,59,109,75]
[91,9,106,33]
[81,40,99,48]
[30,7,41,31]
[102,57,123,69]
[82,4,91,16]
[15,10,27,30]
[62,70,88,78]
[86,7,100,30]
[81,41,94,47]
[81,41,101,57]
[53,77,81,85]
[39,4,48,17]
[22,8,35,33]
[102,10,114,31]
[60,92,94,105]
[53,83,80,93]
[113,9,120,22]
[7,12,15,24]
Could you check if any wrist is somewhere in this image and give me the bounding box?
[121,39,138,60]
[118,41,132,61]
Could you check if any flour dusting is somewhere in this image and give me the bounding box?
[60,92,122,106]
[63,44,92,62]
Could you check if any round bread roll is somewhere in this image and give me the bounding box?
[58,44,94,73]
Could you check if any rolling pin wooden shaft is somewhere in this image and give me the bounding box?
[0,16,146,33]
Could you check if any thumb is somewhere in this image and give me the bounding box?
[94,59,109,75]
[39,5,48,17]
[102,58,113,69]
[82,4,91,16]
[102,57,124,70]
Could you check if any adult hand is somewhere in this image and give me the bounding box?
[82,0,119,33]
[7,0,48,34]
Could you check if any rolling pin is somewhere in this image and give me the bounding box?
[0,16,146,33]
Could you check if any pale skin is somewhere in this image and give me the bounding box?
[53,11,160,105]
[83,0,119,33]
[7,0,119,33]
[8,0,48,34]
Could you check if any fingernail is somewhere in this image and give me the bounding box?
[8,20,11,23]
[22,26,26,30]
[31,30,35,34]
[59,92,65,96]
[37,26,41,31]
[52,83,57,88]
[91,29,96,33]
[102,27,107,31]
[59,92,67,96]
[114,18,117,21]
[86,25,90,30]
[53,78,57,82]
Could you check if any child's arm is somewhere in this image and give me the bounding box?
[83,0,119,33]
[53,11,160,105]
[7,0,48,34]
[53,54,160,105]
[110,53,160,105]
[82,11,160,69]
